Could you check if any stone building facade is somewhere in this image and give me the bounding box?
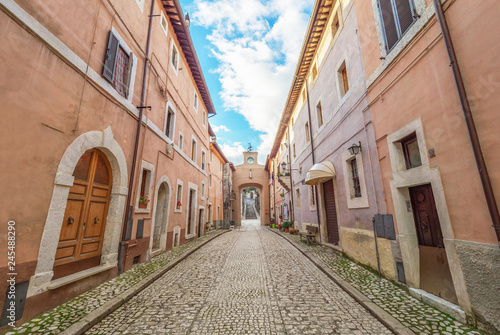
[0,0,222,327]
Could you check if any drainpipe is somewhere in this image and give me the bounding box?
[286,127,295,223]
[304,79,323,243]
[118,0,156,274]
[433,0,500,242]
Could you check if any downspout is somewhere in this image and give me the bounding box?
[286,127,295,223]
[118,0,155,274]
[433,0,500,242]
[304,79,323,243]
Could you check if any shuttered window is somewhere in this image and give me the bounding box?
[377,0,416,51]
[102,31,133,98]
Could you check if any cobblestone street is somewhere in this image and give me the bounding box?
[88,223,391,334]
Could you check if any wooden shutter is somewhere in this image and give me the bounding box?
[378,0,399,50]
[395,0,415,35]
[102,31,119,82]
[124,53,133,98]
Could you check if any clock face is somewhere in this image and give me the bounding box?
[247,157,255,164]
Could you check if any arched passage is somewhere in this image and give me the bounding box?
[150,175,172,257]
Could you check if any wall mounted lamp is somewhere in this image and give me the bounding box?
[348,141,362,156]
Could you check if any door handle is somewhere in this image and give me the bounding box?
[94,217,100,224]
[68,216,74,225]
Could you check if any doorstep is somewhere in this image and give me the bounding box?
[409,288,466,323]
[322,242,343,254]
[48,264,116,290]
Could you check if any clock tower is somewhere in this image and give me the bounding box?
[243,151,259,166]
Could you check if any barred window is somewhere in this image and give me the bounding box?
[377,0,417,51]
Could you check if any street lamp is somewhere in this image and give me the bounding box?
[281,161,287,173]
[348,141,362,156]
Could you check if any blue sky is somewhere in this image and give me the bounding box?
[181,0,313,165]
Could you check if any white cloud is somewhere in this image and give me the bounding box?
[211,124,231,132]
[192,0,311,164]
[219,142,246,165]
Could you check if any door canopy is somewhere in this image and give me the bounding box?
[305,161,336,185]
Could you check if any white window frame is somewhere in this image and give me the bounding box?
[202,110,206,127]
[316,100,323,129]
[191,136,197,163]
[135,160,155,213]
[337,59,350,99]
[160,10,168,36]
[201,181,205,200]
[210,151,213,163]
[296,188,301,208]
[209,173,212,189]
[185,182,198,239]
[308,185,316,211]
[135,0,145,12]
[342,150,369,209]
[193,91,199,112]
[178,131,184,150]
[201,149,206,170]
[170,41,179,74]
[164,101,176,140]
[174,179,184,213]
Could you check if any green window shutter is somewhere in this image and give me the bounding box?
[102,31,119,83]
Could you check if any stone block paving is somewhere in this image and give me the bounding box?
[88,227,391,334]
[272,229,484,335]
[5,230,226,335]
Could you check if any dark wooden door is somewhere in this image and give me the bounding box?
[409,184,443,248]
[198,209,204,237]
[54,149,112,278]
[187,189,194,235]
[322,180,339,244]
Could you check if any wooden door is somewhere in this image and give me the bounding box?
[198,209,204,237]
[54,149,112,278]
[322,180,339,244]
[409,184,443,248]
[187,189,194,235]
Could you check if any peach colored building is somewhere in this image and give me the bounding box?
[354,0,500,331]
[0,0,219,326]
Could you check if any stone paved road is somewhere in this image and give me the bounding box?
[87,224,391,334]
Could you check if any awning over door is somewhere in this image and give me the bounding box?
[304,161,336,185]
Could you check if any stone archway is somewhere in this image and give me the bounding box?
[28,127,128,297]
[150,175,172,257]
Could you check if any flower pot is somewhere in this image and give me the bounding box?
[285,228,289,233]
[176,203,181,209]
[139,202,147,209]
[271,224,275,229]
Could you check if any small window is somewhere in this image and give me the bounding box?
[102,31,133,98]
[191,139,197,162]
[135,0,145,11]
[171,44,179,71]
[291,116,295,127]
[137,167,153,210]
[293,143,296,158]
[316,102,323,128]
[350,158,361,198]
[210,151,213,163]
[378,0,417,51]
[331,12,340,37]
[202,110,206,127]
[165,107,175,139]
[305,122,310,143]
[209,173,212,188]
[201,182,205,198]
[311,63,318,81]
[194,92,198,111]
[296,188,301,208]
[179,133,184,150]
[302,89,306,103]
[338,62,349,97]
[401,133,422,169]
[160,11,168,35]
[201,151,206,170]
[309,185,316,206]
[176,183,183,210]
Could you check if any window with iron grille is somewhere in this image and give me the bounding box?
[351,158,361,198]
[102,31,133,98]
[377,0,417,51]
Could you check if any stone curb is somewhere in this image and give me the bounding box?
[60,230,231,335]
[267,228,415,335]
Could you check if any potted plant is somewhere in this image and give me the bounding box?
[282,221,290,233]
[270,218,275,229]
[176,200,182,209]
[290,229,298,235]
[139,194,149,208]
[280,192,285,198]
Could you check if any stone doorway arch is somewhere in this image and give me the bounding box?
[150,175,172,257]
[28,127,128,297]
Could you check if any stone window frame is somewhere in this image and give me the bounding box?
[201,149,207,171]
[308,185,317,211]
[174,179,184,213]
[135,160,155,213]
[185,182,198,240]
[164,100,176,141]
[209,173,213,189]
[178,131,184,151]
[342,149,369,209]
[296,188,301,208]
[202,110,206,127]
[190,135,197,163]
[193,91,199,113]
[135,0,145,12]
[170,40,179,75]
[201,181,205,200]
[159,10,168,36]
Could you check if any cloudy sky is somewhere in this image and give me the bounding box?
[183,0,313,165]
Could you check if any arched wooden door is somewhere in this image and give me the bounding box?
[54,149,112,278]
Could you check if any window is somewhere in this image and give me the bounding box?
[311,63,318,81]
[165,106,175,139]
[135,0,145,11]
[377,0,416,51]
[201,151,206,170]
[136,161,154,211]
[178,133,184,150]
[305,122,310,143]
[191,139,197,162]
[202,110,206,127]
[338,62,349,97]
[171,43,179,71]
[302,89,306,103]
[291,116,295,128]
[296,188,301,208]
[309,185,316,206]
[209,173,212,188]
[316,102,323,128]
[331,12,340,37]
[102,31,134,98]
[201,182,205,198]
[401,132,422,169]
[210,151,213,163]
[160,11,168,35]
[194,92,198,111]
[293,143,296,158]
[175,181,183,212]
[350,158,361,198]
